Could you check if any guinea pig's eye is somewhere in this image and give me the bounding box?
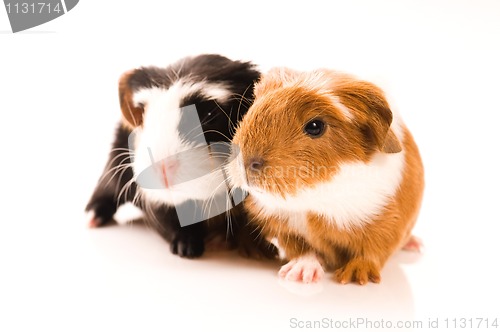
[196,100,220,125]
[304,119,325,137]
[201,110,220,125]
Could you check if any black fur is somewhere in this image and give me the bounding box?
[86,54,277,259]
[86,125,137,226]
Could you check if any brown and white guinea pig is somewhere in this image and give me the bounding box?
[226,67,424,284]
[85,54,277,259]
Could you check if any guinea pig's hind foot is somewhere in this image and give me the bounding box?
[402,235,423,253]
[278,253,324,283]
[170,232,205,258]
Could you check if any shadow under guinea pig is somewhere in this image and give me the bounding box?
[276,252,417,322]
[87,217,416,320]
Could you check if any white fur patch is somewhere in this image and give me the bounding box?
[225,152,246,188]
[133,81,230,108]
[268,69,353,121]
[286,211,309,236]
[278,252,325,283]
[131,82,231,206]
[232,113,406,230]
[329,95,354,121]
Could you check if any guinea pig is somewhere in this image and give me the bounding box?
[85,54,277,259]
[226,67,424,284]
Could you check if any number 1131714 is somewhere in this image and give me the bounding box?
[5,2,62,14]
[443,318,498,329]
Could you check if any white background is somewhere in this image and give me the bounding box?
[1,1,500,331]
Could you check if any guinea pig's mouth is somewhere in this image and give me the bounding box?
[246,180,276,196]
[247,185,266,194]
[241,168,274,196]
[245,174,291,199]
[246,184,288,203]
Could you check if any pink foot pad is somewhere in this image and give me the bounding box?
[87,211,100,228]
[402,235,423,253]
[278,253,324,283]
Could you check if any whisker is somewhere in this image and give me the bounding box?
[101,155,132,179]
[200,170,233,226]
[213,100,236,131]
[181,112,226,140]
[132,190,144,211]
[101,159,134,189]
[116,176,135,207]
[112,163,132,187]
[197,130,232,142]
[109,147,135,153]
[143,199,164,232]
[105,151,134,168]
[225,185,241,239]
[231,84,254,136]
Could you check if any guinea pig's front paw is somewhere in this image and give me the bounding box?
[278,253,324,283]
[170,233,205,258]
[85,199,117,228]
[334,258,381,285]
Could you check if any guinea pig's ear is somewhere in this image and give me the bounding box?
[254,67,300,97]
[118,70,144,128]
[334,80,402,154]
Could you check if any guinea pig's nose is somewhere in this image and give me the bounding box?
[246,157,265,172]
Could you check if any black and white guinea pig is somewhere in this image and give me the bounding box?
[85,54,277,259]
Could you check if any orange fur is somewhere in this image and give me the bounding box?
[233,68,424,284]
[118,70,144,129]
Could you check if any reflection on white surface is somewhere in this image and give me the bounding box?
[278,276,325,296]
